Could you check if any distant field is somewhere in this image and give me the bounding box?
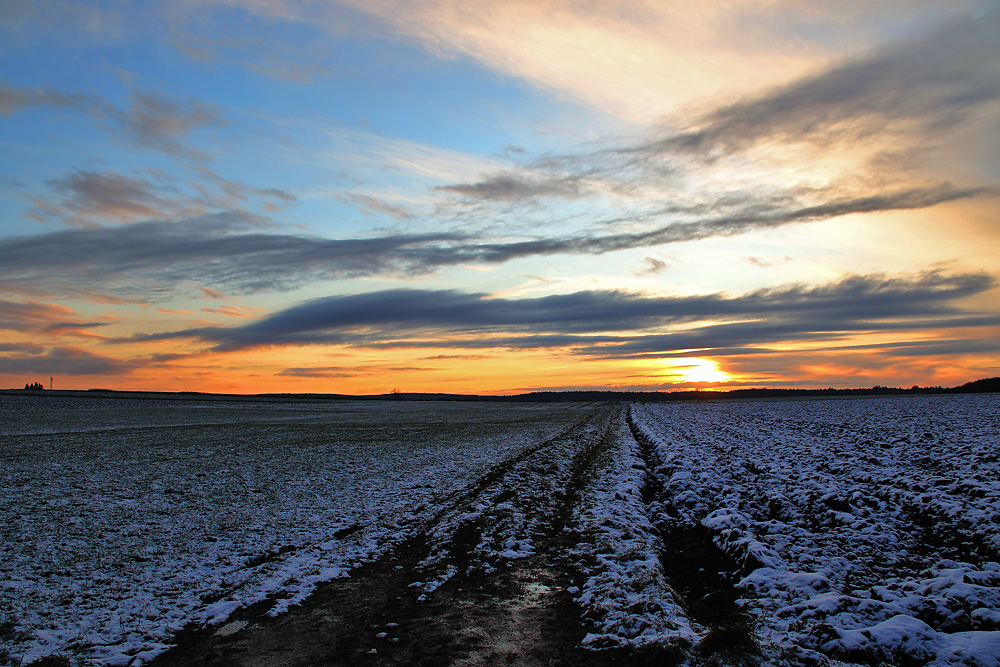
[1,393,998,666]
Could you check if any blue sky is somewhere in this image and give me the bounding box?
[1,0,999,393]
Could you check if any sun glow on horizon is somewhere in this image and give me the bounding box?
[656,357,732,384]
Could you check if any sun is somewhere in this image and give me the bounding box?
[673,358,731,384]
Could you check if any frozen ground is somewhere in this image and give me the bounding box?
[629,394,1000,665]
[2,392,998,666]
[0,395,587,665]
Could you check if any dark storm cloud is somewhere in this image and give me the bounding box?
[121,270,996,353]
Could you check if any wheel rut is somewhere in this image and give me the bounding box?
[627,407,761,665]
[148,404,630,667]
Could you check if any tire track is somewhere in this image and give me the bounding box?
[627,406,762,665]
[149,404,627,667]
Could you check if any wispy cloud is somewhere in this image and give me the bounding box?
[428,8,1000,242]
[202,304,265,318]
[277,364,433,378]
[9,7,993,300]
[0,298,115,339]
[344,0,843,123]
[25,167,295,228]
[28,170,194,227]
[0,299,78,331]
[103,91,225,161]
[0,212,464,299]
[0,84,90,114]
[2,179,991,301]
[0,84,225,160]
[168,27,339,84]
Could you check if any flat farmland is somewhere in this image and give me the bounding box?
[1,393,998,666]
[0,395,589,665]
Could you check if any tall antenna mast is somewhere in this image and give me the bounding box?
[50,377,53,391]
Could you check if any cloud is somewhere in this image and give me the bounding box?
[0,345,137,376]
[646,5,1000,159]
[2,180,991,301]
[168,27,338,84]
[0,299,78,331]
[3,8,998,303]
[277,365,432,378]
[104,91,225,161]
[202,304,265,318]
[0,342,45,355]
[188,165,297,211]
[0,84,224,160]
[338,193,414,220]
[343,0,869,123]
[42,321,113,335]
[25,167,296,228]
[426,8,1000,245]
[0,84,90,114]
[121,270,997,356]
[29,170,188,227]
[0,298,116,340]
[435,173,586,201]
[637,257,668,275]
[0,212,467,299]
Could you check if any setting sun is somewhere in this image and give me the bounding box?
[671,358,732,384]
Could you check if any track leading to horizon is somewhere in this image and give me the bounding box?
[148,404,632,667]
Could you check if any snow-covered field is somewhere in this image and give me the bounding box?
[0,394,586,665]
[2,392,998,666]
[627,394,1000,665]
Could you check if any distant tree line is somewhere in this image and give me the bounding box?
[22,381,45,390]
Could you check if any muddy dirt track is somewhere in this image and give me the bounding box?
[147,405,636,666]
[147,403,761,667]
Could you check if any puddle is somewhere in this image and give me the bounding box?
[213,619,248,637]
[521,580,553,603]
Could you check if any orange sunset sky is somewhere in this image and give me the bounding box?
[1,1,999,394]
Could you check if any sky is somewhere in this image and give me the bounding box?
[1,0,999,395]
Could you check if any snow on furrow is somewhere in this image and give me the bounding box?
[572,407,696,652]
[630,394,1000,666]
